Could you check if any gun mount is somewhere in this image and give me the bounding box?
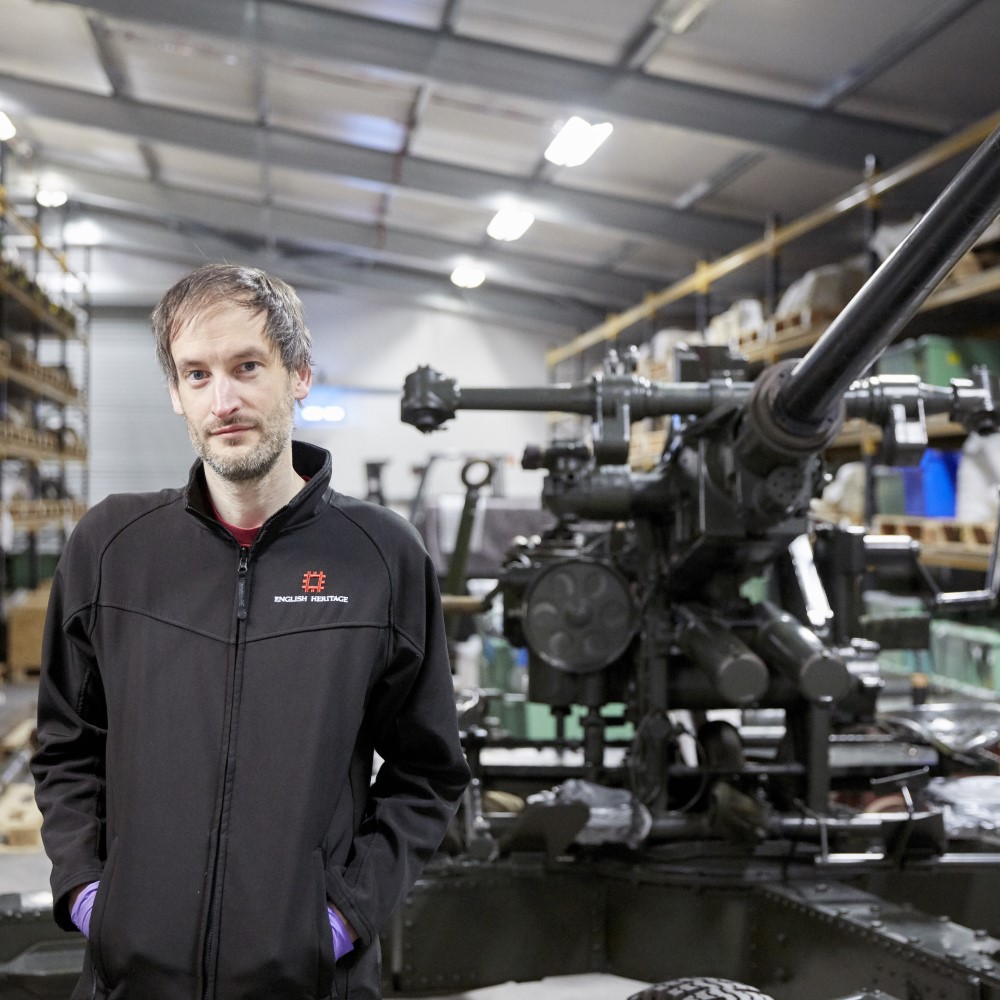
[392,126,1000,1000]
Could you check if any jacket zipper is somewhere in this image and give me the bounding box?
[201,545,251,999]
[237,548,249,620]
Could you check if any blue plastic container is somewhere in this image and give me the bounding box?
[902,449,959,517]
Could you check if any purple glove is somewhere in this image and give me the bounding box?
[70,881,100,938]
[327,905,355,961]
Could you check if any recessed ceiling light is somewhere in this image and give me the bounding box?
[486,207,535,242]
[0,112,16,142]
[36,189,69,208]
[450,263,486,289]
[63,219,102,245]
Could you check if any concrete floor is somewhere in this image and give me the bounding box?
[407,975,651,1000]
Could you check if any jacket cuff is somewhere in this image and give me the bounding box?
[52,869,105,933]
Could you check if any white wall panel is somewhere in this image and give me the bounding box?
[88,311,193,504]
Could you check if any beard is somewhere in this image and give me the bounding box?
[187,380,296,483]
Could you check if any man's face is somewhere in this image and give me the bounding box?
[168,303,311,483]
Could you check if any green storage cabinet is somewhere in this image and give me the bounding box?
[878,334,1000,384]
[930,619,1000,689]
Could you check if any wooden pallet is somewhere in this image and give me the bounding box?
[0,782,43,850]
[629,427,668,470]
[772,306,838,336]
[6,582,52,683]
[637,358,672,382]
[1,718,35,754]
[741,309,839,363]
[872,515,995,570]
[734,323,772,354]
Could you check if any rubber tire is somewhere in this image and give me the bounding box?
[627,977,777,1000]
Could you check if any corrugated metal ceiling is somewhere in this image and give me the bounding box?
[0,0,998,339]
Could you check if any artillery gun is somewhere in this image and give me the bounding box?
[392,126,1000,1000]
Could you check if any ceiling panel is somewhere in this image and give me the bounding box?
[15,115,148,178]
[407,92,555,175]
[154,143,263,199]
[551,118,762,206]
[110,22,257,122]
[0,0,109,95]
[291,0,447,30]
[266,59,417,151]
[617,238,705,282]
[841,2,1000,131]
[644,0,946,104]
[383,189,492,244]
[502,218,639,272]
[271,167,384,224]
[697,150,865,225]
[454,0,652,64]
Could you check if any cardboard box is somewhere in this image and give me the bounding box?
[6,581,52,681]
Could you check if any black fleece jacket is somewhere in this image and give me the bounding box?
[31,442,470,1000]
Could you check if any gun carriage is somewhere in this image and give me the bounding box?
[389,125,1000,1000]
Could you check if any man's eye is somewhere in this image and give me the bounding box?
[186,370,208,382]
[240,361,260,374]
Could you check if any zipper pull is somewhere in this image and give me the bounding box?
[237,548,249,620]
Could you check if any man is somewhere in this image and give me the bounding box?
[31,263,470,1000]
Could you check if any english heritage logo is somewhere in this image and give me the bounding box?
[273,569,349,604]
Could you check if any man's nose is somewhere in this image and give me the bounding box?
[212,376,241,417]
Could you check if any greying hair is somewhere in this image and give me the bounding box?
[151,263,313,384]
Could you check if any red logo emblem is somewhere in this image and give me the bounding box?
[302,570,326,594]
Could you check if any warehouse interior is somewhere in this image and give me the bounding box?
[6,1,1000,998]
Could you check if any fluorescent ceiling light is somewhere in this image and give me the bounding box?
[36,189,68,208]
[544,116,613,168]
[63,218,103,245]
[450,263,486,289]
[0,112,16,142]
[487,207,534,242]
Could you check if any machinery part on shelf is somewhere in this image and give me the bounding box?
[627,978,776,1000]
[443,457,495,599]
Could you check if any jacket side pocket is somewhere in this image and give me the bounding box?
[88,837,120,988]
[313,849,336,999]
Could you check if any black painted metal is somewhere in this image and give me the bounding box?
[0,892,83,999]
[378,856,1000,999]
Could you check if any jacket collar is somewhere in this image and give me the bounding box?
[184,440,333,533]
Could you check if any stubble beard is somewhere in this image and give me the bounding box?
[188,382,296,483]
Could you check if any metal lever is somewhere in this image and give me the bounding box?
[930,485,1000,611]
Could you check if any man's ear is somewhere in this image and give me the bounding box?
[293,366,313,402]
[168,380,185,416]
